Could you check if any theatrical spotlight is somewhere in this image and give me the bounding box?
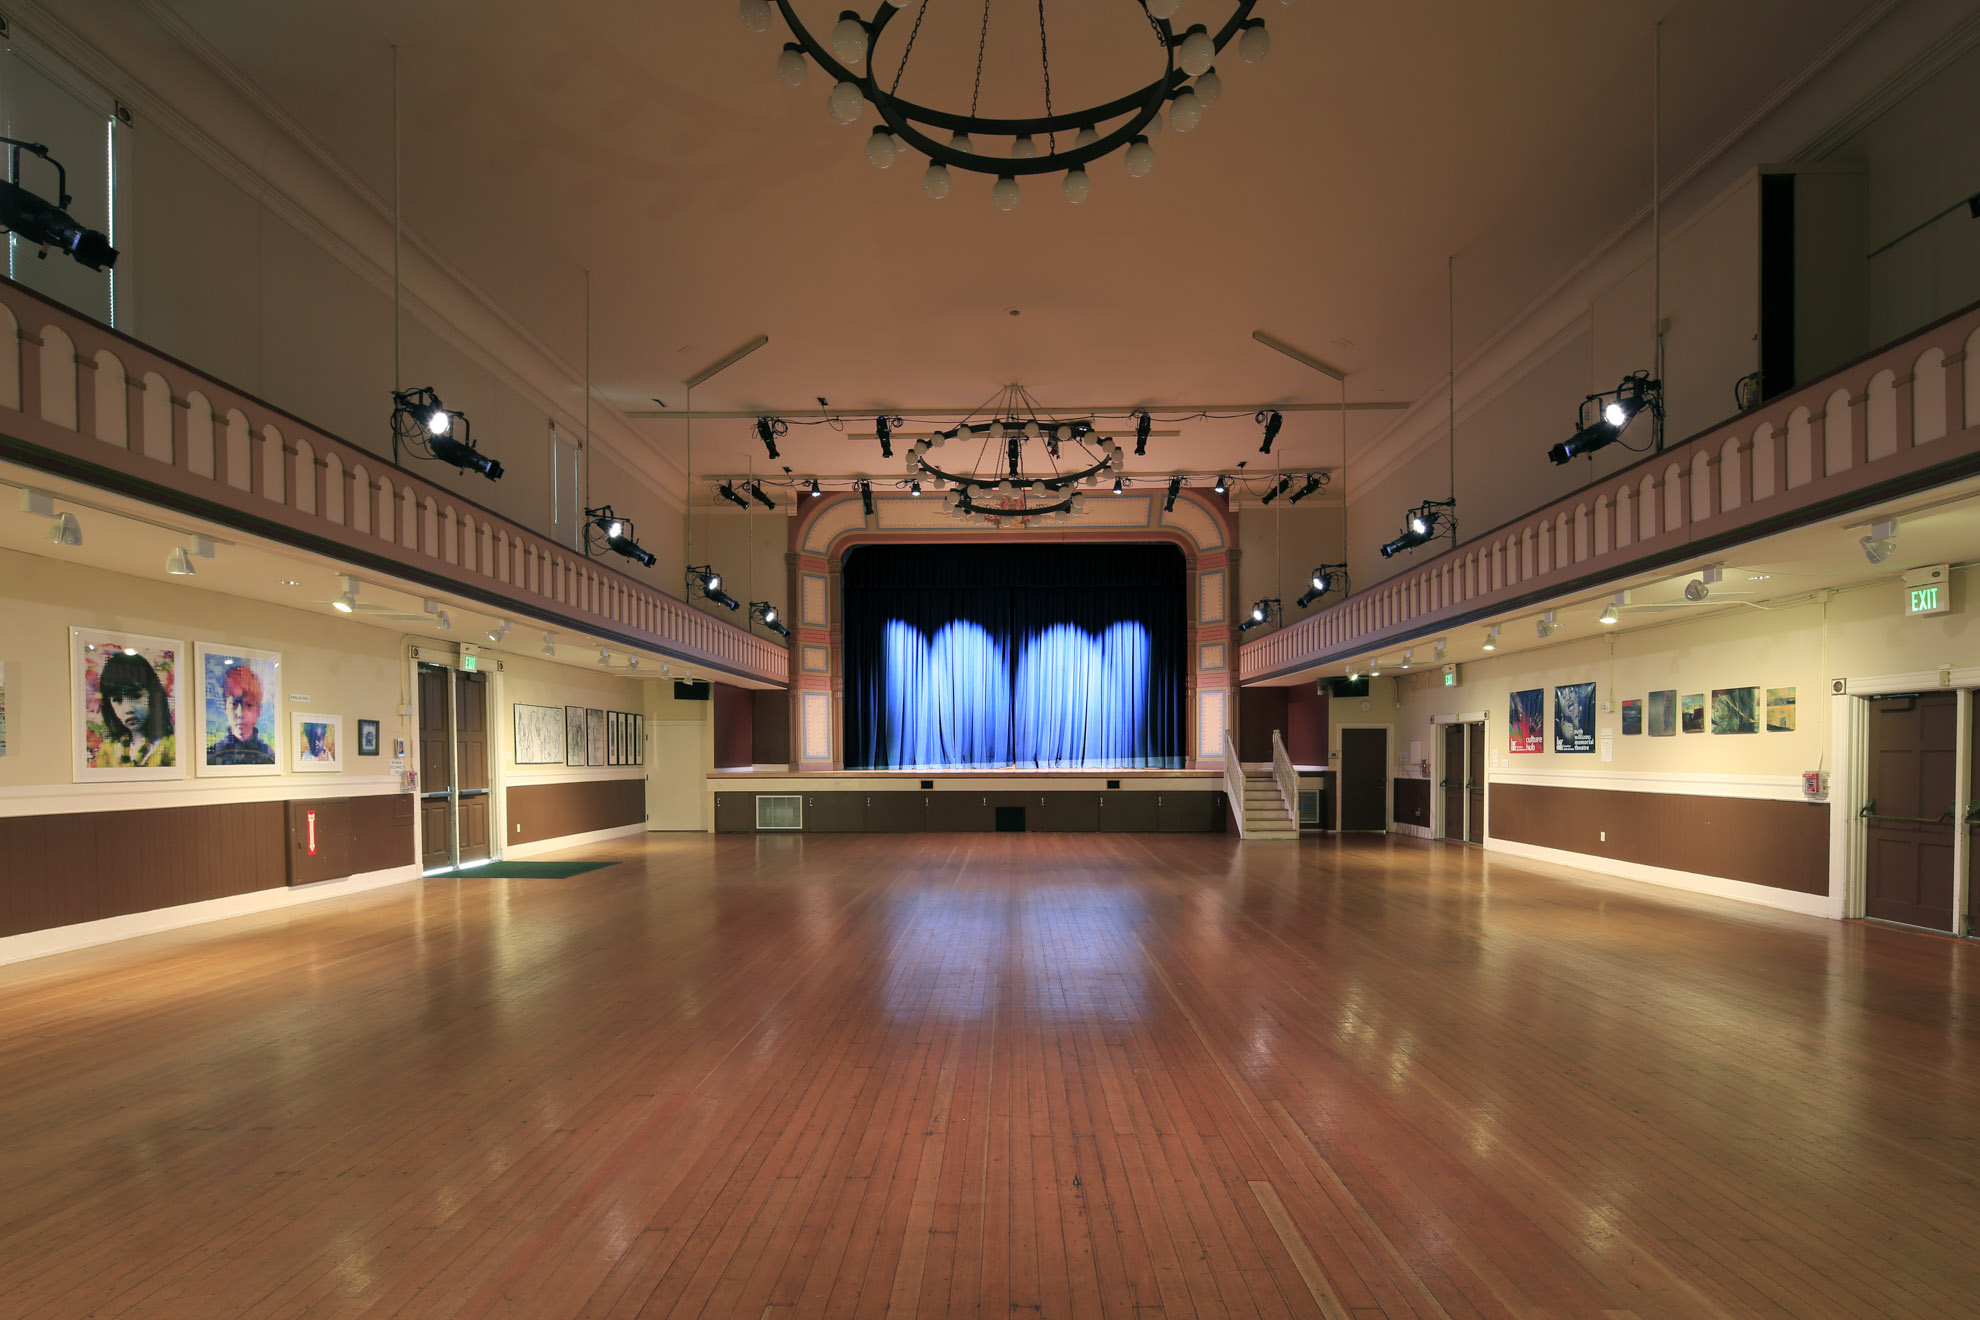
[750,601,791,638]
[1549,371,1662,465]
[1255,409,1284,454]
[0,138,116,270]
[586,505,657,567]
[1259,475,1294,505]
[391,387,503,480]
[1133,410,1153,457]
[859,480,876,516]
[1296,564,1348,609]
[1378,498,1455,558]
[747,481,777,510]
[688,564,740,611]
[1163,476,1182,512]
[1238,598,1280,632]
[874,415,901,458]
[1286,472,1325,504]
[1213,473,1229,495]
[716,481,751,509]
[755,416,788,460]
[808,478,824,497]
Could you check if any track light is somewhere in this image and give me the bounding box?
[747,481,777,510]
[1255,409,1283,454]
[542,632,556,656]
[587,505,657,566]
[0,138,116,270]
[1598,591,1630,625]
[486,619,509,644]
[1549,372,1661,465]
[689,565,740,610]
[1379,498,1455,558]
[859,480,875,516]
[1684,566,1723,602]
[333,575,359,614]
[1213,473,1228,495]
[874,415,900,458]
[165,546,196,576]
[1598,603,1618,625]
[1860,519,1897,564]
[1133,410,1153,457]
[424,599,453,631]
[755,416,787,460]
[1536,610,1558,639]
[1296,563,1348,609]
[598,647,612,665]
[750,600,791,638]
[1163,476,1182,512]
[1259,475,1293,505]
[1482,626,1498,651]
[1399,650,1412,670]
[1238,597,1280,632]
[628,656,642,671]
[717,482,750,509]
[1286,472,1324,504]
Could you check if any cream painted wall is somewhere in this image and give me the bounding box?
[686,509,795,634]
[496,651,646,779]
[1236,503,1347,631]
[645,678,711,832]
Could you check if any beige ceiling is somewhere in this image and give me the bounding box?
[151,0,1886,483]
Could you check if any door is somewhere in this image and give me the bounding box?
[1339,728,1387,831]
[1862,693,1956,930]
[1466,722,1487,844]
[1440,724,1465,840]
[454,671,491,864]
[417,663,452,870]
[1970,696,1979,937]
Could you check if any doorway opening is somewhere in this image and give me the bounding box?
[1338,725,1389,831]
[418,661,494,873]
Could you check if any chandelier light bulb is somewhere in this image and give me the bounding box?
[1169,89,1203,133]
[922,161,952,198]
[1075,126,1099,149]
[827,81,865,125]
[1179,26,1216,76]
[866,127,897,168]
[1239,21,1271,63]
[1146,0,1183,18]
[991,175,1020,211]
[990,422,1007,438]
[1195,67,1223,107]
[1011,134,1037,158]
[830,15,868,65]
[951,130,974,155]
[777,44,808,85]
[739,0,772,33]
[1063,167,1092,203]
[1125,138,1155,177]
[1056,424,1074,442]
[1023,420,1040,437]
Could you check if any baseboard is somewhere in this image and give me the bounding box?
[1394,823,1433,839]
[503,822,645,858]
[0,864,420,967]
[1484,837,1841,918]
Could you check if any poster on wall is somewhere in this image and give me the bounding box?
[514,704,564,764]
[1554,682,1597,753]
[1509,689,1545,753]
[587,708,606,766]
[1647,690,1677,737]
[1766,687,1796,732]
[291,712,342,772]
[565,705,588,767]
[1711,687,1759,734]
[72,628,187,782]
[194,643,281,776]
[1680,693,1705,733]
[1620,699,1642,735]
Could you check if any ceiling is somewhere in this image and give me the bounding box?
[149,0,1885,484]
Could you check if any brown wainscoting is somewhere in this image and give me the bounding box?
[507,778,645,846]
[283,795,418,886]
[0,800,287,937]
[1489,782,1828,894]
[711,789,1228,835]
[1394,778,1431,829]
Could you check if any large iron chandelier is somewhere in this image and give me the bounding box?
[895,385,1120,525]
[738,0,1278,208]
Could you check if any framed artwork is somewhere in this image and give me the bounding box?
[587,708,606,767]
[0,659,8,757]
[292,712,343,772]
[1647,689,1677,737]
[1711,687,1759,734]
[1554,682,1596,753]
[1509,689,1544,753]
[566,705,588,766]
[1620,699,1642,735]
[73,627,187,782]
[514,703,564,764]
[1766,687,1797,732]
[194,643,282,776]
[632,714,643,766]
[1680,693,1705,734]
[607,712,621,766]
[357,719,381,756]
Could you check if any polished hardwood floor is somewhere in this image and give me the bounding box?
[2,833,1977,1319]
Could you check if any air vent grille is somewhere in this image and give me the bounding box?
[756,795,803,830]
[1298,790,1321,825]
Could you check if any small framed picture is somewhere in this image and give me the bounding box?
[357,719,381,756]
[292,712,343,772]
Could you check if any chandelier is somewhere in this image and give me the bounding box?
[737,0,1278,208]
[888,385,1117,525]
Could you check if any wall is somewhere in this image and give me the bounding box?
[686,506,793,630]
[1236,502,1346,628]
[644,677,711,832]
[495,649,648,851]
[712,682,754,771]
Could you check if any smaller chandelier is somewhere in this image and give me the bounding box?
[739,0,1277,208]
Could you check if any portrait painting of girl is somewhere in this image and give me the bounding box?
[74,629,186,781]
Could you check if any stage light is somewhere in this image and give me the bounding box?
[430,433,503,480]
[1133,410,1153,456]
[588,505,657,566]
[809,478,824,497]
[1549,372,1661,465]
[1296,563,1348,609]
[1860,519,1896,564]
[1255,409,1283,454]
[750,601,791,637]
[1379,498,1455,558]
[688,564,740,610]
[1286,472,1324,504]
[1238,597,1280,632]
[0,139,117,270]
[391,387,502,480]
[333,575,358,614]
[1164,476,1182,512]
[1259,475,1293,505]
[860,480,875,516]
[1112,476,1124,494]
[1482,626,1498,651]
[875,415,900,458]
[748,481,777,510]
[717,482,750,509]
[1213,474,1228,495]
[755,416,787,459]
[1536,610,1558,638]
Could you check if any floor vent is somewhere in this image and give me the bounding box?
[1298,790,1321,825]
[755,795,803,830]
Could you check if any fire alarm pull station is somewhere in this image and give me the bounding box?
[1802,771,1828,800]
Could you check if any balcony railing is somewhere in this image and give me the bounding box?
[0,277,787,688]
[1242,303,1980,681]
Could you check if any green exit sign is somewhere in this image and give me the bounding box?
[461,654,478,671]
[1903,566,1950,616]
[1442,662,1459,687]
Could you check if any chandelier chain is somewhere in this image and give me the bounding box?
[971,0,990,116]
[1037,0,1055,153]
[890,0,933,96]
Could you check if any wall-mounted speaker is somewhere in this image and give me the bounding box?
[675,679,712,701]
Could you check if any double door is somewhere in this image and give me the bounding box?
[1439,721,1487,844]
[418,663,491,872]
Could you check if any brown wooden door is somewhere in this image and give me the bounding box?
[417,664,452,870]
[1339,728,1387,831]
[455,671,491,864]
[1969,695,1979,938]
[1863,693,1956,930]
[1466,722,1486,844]
[1440,724,1465,840]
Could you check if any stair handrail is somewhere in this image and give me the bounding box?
[1224,728,1249,839]
[1271,728,1299,831]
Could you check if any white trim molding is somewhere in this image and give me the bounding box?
[1487,767,1809,801]
[0,774,405,818]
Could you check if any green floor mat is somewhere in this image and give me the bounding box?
[424,861,611,880]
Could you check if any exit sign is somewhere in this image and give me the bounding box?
[1442,663,1459,687]
[1903,565,1950,616]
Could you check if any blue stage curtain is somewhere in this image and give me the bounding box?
[843,544,1185,770]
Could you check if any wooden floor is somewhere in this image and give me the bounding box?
[3,835,1977,1319]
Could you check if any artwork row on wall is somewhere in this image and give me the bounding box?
[1509,684,1795,752]
[66,627,378,782]
[515,703,644,768]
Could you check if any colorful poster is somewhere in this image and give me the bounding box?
[73,628,186,782]
[195,643,281,776]
[1712,687,1759,734]
[1509,689,1544,753]
[1648,689,1677,737]
[1620,699,1642,735]
[292,712,342,772]
[1766,687,1796,732]
[1680,693,1705,734]
[1554,682,1596,753]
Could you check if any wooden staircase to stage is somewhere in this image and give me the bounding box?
[1236,765,1299,839]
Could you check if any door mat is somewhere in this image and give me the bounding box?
[424,861,611,880]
